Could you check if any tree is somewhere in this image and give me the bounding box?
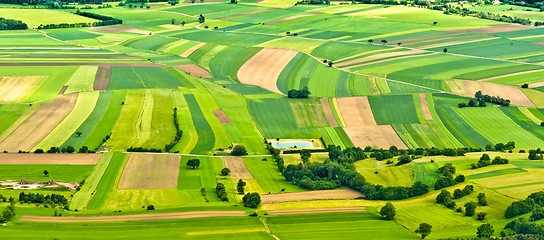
[43,170,49,177]
[242,192,261,208]
[465,201,477,216]
[380,202,396,220]
[397,42,402,46]
[433,21,438,25]
[237,179,246,194]
[443,48,448,53]
[477,212,487,220]
[368,39,373,44]
[478,193,488,206]
[66,146,75,153]
[476,223,494,238]
[436,190,451,203]
[381,39,387,44]
[171,18,175,25]
[75,131,83,137]
[186,159,200,169]
[146,205,155,210]
[198,14,205,24]
[231,145,248,156]
[181,21,186,26]
[220,167,230,176]
[328,61,333,67]
[415,223,432,239]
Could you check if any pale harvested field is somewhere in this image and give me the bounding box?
[0,94,77,152]
[212,110,231,124]
[478,69,544,82]
[418,37,497,49]
[222,156,252,179]
[320,98,338,127]
[261,189,363,203]
[90,25,149,35]
[181,42,206,58]
[337,97,407,149]
[267,13,318,24]
[529,81,544,88]
[345,52,437,69]
[93,65,111,90]
[447,80,535,107]
[118,153,180,189]
[176,64,212,78]
[267,207,365,215]
[336,49,426,67]
[0,76,46,103]
[21,210,246,223]
[0,153,101,165]
[237,48,298,95]
[448,24,533,34]
[419,93,433,120]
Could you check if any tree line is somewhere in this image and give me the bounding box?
[471,153,509,169]
[287,87,311,99]
[37,10,122,29]
[505,191,544,218]
[0,17,28,30]
[19,192,68,206]
[164,107,183,152]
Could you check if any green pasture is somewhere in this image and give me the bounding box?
[46,29,102,41]
[64,66,98,94]
[86,152,128,210]
[88,7,196,31]
[108,67,185,90]
[35,91,100,151]
[0,31,72,47]
[488,70,544,85]
[0,164,93,182]
[208,46,261,81]
[0,8,97,28]
[355,159,414,187]
[369,94,421,125]
[0,104,29,136]
[107,89,145,150]
[243,156,305,194]
[70,153,113,210]
[184,94,216,154]
[412,162,439,186]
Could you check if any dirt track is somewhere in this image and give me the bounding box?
[320,98,338,127]
[261,189,363,204]
[419,93,433,120]
[0,94,78,152]
[0,153,101,165]
[222,156,253,179]
[237,48,297,95]
[176,64,213,78]
[267,207,366,215]
[93,65,112,90]
[181,42,206,58]
[21,210,246,223]
[118,153,180,189]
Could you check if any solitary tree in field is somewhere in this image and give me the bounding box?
[231,145,248,156]
[43,170,49,177]
[368,39,373,44]
[181,21,186,27]
[443,48,448,53]
[221,168,230,176]
[477,223,494,238]
[397,42,402,47]
[242,192,261,208]
[433,21,438,25]
[198,14,205,24]
[75,131,83,137]
[186,159,200,169]
[415,222,432,239]
[381,39,388,44]
[380,202,396,220]
[465,201,477,216]
[237,179,246,194]
[171,19,175,25]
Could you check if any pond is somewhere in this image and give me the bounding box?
[270,140,314,149]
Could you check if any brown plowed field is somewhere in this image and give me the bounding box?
[0,153,101,165]
[267,207,365,215]
[0,94,78,152]
[93,65,111,90]
[320,98,338,127]
[181,42,206,58]
[176,64,212,78]
[267,13,318,24]
[336,97,407,149]
[419,93,433,120]
[237,48,297,95]
[21,210,246,223]
[448,80,535,107]
[213,110,231,124]
[222,156,253,179]
[261,189,363,203]
[118,153,180,189]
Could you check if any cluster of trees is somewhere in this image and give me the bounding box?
[164,108,183,152]
[215,183,228,201]
[0,17,28,30]
[297,0,331,4]
[287,87,311,99]
[33,146,82,154]
[126,147,162,153]
[266,144,285,173]
[237,179,246,194]
[368,145,483,160]
[505,191,544,218]
[0,205,15,224]
[505,217,544,235]
[453,185,474,199]
[529,148,544,160]
[458,99,486,108]
[396,154,416,165]
[242,192,260,208]
[486,141,516,152]
[283,145,430,200]
[19,192,67,205]
[37,10,122,29]
[186,159,200,169]
[471,154,509,169]
[442,6,533,26]
[476,91,511,107]
[231,145,248,156]
[433,163,465,190]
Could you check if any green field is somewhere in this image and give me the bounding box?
[1,2,544,239]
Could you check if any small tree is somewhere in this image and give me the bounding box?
[476,223,494,238]
[186,159,200,169]
[397,42,402,47]
[171,18,175,25]
[198,14,205,24]
[380,202,396,220]
[242,192,261,208]
[415,222,432,239]
[221,167,230,176]
[477,212,487,220]
[465,201,477,216]
[237,179,246,195]
[443,48,448,53]
[231,145,248,156]
[433,21,437,25]
[66,146,75,153]
[75,131,83,137]
[367,39,373,44]
[43,170,49,177]
[478,193,487,206]
[381,39,387,44]
[181,21,186,26]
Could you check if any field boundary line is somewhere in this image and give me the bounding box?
[259,217,280,240]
